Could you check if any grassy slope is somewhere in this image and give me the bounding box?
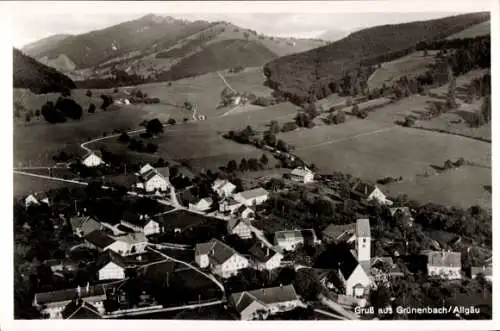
[13,49,76,93]
[446,20,490,39]
[264,12,490,97]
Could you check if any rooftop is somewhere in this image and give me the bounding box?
[236,187,269,200]
[61,299,102,319]
[275,229,316,242]
[322,223,356,241]
[422,250,461,268]
[195,239,241,265]
[154,209,223,230]
[112,232,147,245]
[291,167,313,177]
[356,219,371,238]
[231,285,299,312]
[248,243,281,263]
[84,230,116,249]
[351,181,377,198]
[34,284,107,306]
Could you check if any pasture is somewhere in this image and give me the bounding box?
[367,51,438,90]
[13,172,84,197]
[446,20,491,40]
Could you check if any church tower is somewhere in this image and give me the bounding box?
[356,218,371,262]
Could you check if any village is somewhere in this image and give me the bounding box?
[18,146,492,321]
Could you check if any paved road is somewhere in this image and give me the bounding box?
[80,128,147,153]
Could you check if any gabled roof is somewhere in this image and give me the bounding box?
[142,169,164,182]
[84,230,116,249]
[113,232,147,245]
[230,285,299,312]
[221,197,242,206]
[322,223,356,241]
[156,167,170,178]
[70,215,93,230]
[83,150,103,160]
[356,219,371,238]
[139,164,154,175]
[34,284,106,306]
[422,250,461,268]
[351,181,377,198]
[275,229,316,243]
[80,217,103,236]
[96,250,128,269]
[237,188,269,200]
[212,179,236,191]
[61,299,102,319]
[337,249,360,280]
[291,166,313,177]
[390,207,412,217]
[121,211,154,228]
[227,218,252,232]
[248,243,281,263]
[195,239,241,265]
[196,197,213,206]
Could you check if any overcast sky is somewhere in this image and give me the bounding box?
[7,1,491,48]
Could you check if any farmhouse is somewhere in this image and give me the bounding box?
[219,197,243,214]
[390,207,414,227]
[189,197,213,212]
[274,229,319,252]
[290,166,314,183]
[321,223,356,244]
[136,166,170,193]
[336,249,372,298]
[227,218,253,239]
[233,187,269,206]
[84,230,117,252]
[421,250,462,280]
[24,192,50,208]
[195,239,249,278]
[61,299,103,319]
[230,285,301,320]
[248,243,284,271]
[110,232,148,256]
[81,151,105,168]
[120,212,160,236]
[70,215,103,238]
[350,182,393,206]
[96,251,128,281]
[239,206,255,220]
[33,284,107,319]
[212,179,237,198]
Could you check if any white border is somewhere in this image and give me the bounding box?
[0,1,498,331]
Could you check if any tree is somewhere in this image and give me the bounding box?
[227,160,238,172]
[446,76,458,109]
[332,110,346,124]
[183,117,189,123]
[220,87,235,106]
[276,139,290,153]
[86,89,92,97]
[146,143,158,154]
[403,116,415,127]
[118,132,130,143]
[100,95,113,110]
[263,131,277,147]
[281,122,298,132]
[146,118,164,135]
[88,103,96,113]
[293,269,321,301]
[260,153,269,166]
[25,114,31,124]
[55,97,83,120]
[167,118,176,125]
[269,120,281,134]
[481,95,491,123]
[184,101,193,110]
[34,109,41,118]
[239,158,248,172]
[248,158,260,171]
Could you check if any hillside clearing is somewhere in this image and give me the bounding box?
[446,20,490,40]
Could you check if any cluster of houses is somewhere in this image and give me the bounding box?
[134,163,171,193]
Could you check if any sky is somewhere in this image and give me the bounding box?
[6,1,492,48]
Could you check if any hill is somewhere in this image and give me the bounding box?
[21,34,72,57]
[446,20,490,40]
[13,49,76,94]
[317,29,351,42]
[157,39,278,81]
[263,12,490,104]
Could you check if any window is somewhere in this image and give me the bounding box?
[363,238,367,243]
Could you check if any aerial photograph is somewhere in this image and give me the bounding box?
[9,1,492,323]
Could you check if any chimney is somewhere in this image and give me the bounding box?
[140,214,144,220]
[76,285,81,297]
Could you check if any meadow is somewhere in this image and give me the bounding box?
[445,20,490,40]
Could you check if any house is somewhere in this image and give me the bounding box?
[96,251,128,281]
[84,230,117,252]
[81,151,105,168]
[336,249,372,298]
[230,285,301,320]
[390,207,414,227]
[322,223,356,244]
[138,163,155,176]
[120,212,160,236]
[233,188,269,206]
[249,243,283,271]
[195,239,249,278]
[239,206,255,220]
[212,179,236,198]
[44,259,78,274]
[189,197,213,212]
[25,192,50,208]
[70,215,103,238]
[61,299,103,319]
[109,232,148,256]
[350,182,393,206]
[355,218,371,263]
[290,166,314,183]
[137,166,170,193]
[421,250,462,280]
[227,218,253,239]
[470,266,492,282]
[33,284,107,319]
[219,197,243,214]
[274,229,319,252]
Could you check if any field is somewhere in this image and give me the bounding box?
[367,51,438,90]
[13,172,84,197]
[153,210,225,231]
[446,20,491,40]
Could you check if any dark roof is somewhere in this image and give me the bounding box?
[195,239,240,265]
[351,181,376,198]
[96,250,127,269]
[84,230,116,249]
[83,151,103,159]
[231,285,299,312]
[121,211,152,228]
[248,244,281,263]
[80,217,103,236]
[337,249,360,280]
[156,167,170,178]
[154,209,221,230]
[34,284,106,306]
[322,223,355,241]
[227,218,251,232]
[61,299,102,319]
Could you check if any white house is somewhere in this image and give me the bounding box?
[137,167,170,193]
[120,212,160,236]
[239,206,255,220]
[96,251,127,281]
[81,151,105,168]
[337,250,372,298]
[189,197,213,212]
[351,182,393,206]
[290,166,314,183]
[233,188,269,206]
[70,216,103,238]
[212,179,236,198]
[422,250,462,280]
[471,266,492,282]
[249,243,283,271]
[25,192,50,208]
[195,239,249,278]
[274,229,319,252]
[109,232,148,256]
[227,218,253,239]
[230,285,301,320]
